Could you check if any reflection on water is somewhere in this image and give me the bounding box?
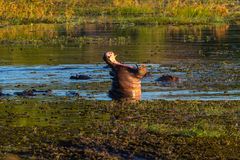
[0,24,239,100]
[0,24,239,65]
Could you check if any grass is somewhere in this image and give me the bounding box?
[0,99,239,159]
[0,0,239,25]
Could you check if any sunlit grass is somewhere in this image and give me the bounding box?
[0,0,238,25]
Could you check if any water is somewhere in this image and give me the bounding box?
[0,24,239,100]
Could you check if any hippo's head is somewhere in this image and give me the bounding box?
[103,51,122,67]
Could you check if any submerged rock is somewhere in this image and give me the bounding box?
[156,75,179,82]
[103,51,147,101]
[15,89,52,96]
[70,74,91,80]
[66,91,80,97]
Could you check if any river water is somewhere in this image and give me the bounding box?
[0,23,239,100]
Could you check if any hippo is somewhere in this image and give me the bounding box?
[103,51,147,101]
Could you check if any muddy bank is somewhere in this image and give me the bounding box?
[0,99,239,159]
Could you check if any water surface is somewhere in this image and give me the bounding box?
[0,24,239,100]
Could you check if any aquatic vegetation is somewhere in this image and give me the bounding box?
[0,24,131,47]
[0,99,239,159]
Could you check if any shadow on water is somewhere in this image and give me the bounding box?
[0,23,239,100]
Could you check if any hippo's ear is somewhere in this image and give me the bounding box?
[103,52,110,64]
[136,64,147,79]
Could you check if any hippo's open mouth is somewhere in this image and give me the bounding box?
[104,51,134,68]
[104,52,119,64]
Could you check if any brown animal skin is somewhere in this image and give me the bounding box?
[103,51,147,101]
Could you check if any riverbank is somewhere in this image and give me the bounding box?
[0,0,239,25]
[0,99,239,159]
